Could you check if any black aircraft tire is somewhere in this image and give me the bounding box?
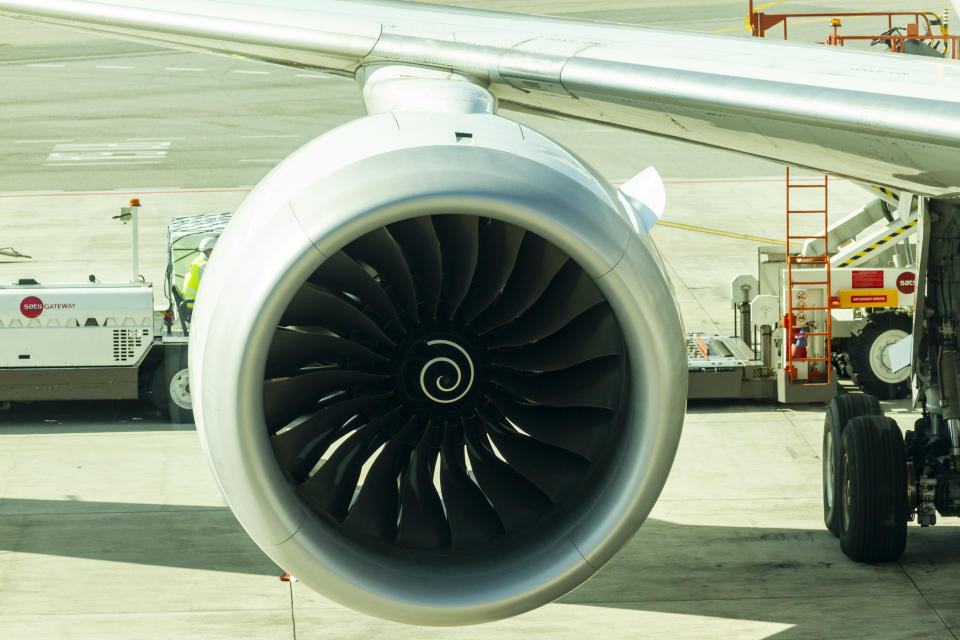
[164,346,194,425]
[823,394,882,536]
[838,415,907,562]
[846,312,912,400]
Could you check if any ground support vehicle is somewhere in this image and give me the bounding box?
[690,182,918,403]
[0,202,228,423]
[690,4,944,404]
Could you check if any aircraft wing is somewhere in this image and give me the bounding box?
[1,0,960,196]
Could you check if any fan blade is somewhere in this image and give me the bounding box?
[297,408,402,520]
[345,227,419,327]
[262,369,387,431]
[470,234,568,335]
[396,422,451,549]
[433,215,479,319]
[464,418,552,532]
[265,327,389,378]
[271,392,394,480]
[458,220,526,324]
[479,406,589,504]
[488,305,623,372]
[280,283,395,348]
[342,416,421,541]
[484,262,605,348]
[310,251,405,335]
[492,357,623,410]
[439,426,505,548]
[488,391,612,462]
[388,217,441,320]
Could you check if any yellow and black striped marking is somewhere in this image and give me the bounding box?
[838,219,917,267]
[872,185,901,202]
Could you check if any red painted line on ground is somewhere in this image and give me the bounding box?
[0,176,845,198]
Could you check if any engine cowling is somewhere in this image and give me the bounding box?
[189,111,687,625]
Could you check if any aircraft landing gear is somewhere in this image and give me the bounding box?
[822,394,882,536]
[823,395,908,562]
[837,414,908,562]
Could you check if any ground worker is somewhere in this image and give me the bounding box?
[183,236,216,309]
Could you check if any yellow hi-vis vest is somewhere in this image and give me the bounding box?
[183,254,208,307]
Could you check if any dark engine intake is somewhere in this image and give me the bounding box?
[188,111,687,625]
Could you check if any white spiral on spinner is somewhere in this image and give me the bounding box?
[419,339,475,404]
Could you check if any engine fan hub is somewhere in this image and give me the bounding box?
[398,333,481,412]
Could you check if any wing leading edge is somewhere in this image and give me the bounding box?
[2,0,960,195]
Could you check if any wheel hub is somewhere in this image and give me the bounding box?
[868,328,910,384]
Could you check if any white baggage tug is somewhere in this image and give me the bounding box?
[0,201,229,423]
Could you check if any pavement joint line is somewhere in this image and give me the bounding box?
[660,252,723,333]
[566,593,927,605]
[896,561,960,640]
[780,412,823,458]
[289,581,297,640]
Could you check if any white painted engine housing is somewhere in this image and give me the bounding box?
[189,111,687,625]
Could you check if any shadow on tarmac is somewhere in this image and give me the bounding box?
[0,498,279,576]
[565,517,960,638]
[0,399,190,434]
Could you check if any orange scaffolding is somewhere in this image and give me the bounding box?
[783,168,833,385]
[748,3,960,59]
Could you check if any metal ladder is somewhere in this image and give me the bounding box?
[784,167,832,385]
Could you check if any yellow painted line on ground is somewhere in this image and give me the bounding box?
[656,220,796,246]
[742,0,793,31]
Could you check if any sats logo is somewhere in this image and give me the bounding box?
[20,296,43,318]
[896,272,917,295]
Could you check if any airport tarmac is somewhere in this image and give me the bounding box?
[2,1,959,638]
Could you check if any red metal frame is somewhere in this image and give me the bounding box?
[747,3,957,57]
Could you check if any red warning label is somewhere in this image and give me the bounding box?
[852,270,884,289]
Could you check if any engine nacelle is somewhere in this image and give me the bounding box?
[189,111,686,625]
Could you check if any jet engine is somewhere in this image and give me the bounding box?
[188,110,687,625]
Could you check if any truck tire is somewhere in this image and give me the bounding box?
[164,346,194,424]
[838,415,908,562]
[846,312,912,400]
[823,394,882,536]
